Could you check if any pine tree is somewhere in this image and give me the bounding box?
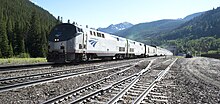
[28,11,43,57]
[14,22,25,54]
[12,32,18,55]
[0,46,2,58]
[0,0,57,58]
[8,43,13,57]
[13,22,20,55]
[17,33,25,54]
[0,11,11,58]
[7,18,13,44]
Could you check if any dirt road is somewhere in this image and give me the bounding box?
[167,57,220,103]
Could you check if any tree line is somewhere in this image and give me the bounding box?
[0,0,57,58]
[166,37,220,55]
[152,7,220,55]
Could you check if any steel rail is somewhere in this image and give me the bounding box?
[43,59,152,104]
[0,64,131,93]
[69,74,138,104]
[42,65,136,104]
[132,58,177,104]
[0,62,53,71]
[107,59,155,104]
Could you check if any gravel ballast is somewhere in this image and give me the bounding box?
[0,58,152,104]
[1,57,219,103]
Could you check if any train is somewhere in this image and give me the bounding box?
[47,23,173,63]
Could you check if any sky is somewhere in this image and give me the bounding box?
[30,0,220,28]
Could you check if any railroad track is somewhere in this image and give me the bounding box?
[0,58,142,79]
[0,58,144,73]
[132,58,177,104]
[0,58,143,78]
[42,58,177,104]
[0,59,144,93]
[99,58,177,104]
[0,62,54,71]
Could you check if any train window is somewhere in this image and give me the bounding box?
[119,47,125,52]
[79,44,82,49]
[130,48,134,52]
[97,33,101,37]
[77,28,80,32]
[148,47,150,53]
[93,32,96,36]
[90,31,93,35]
[97,33,99,37]
[102,34,105,38]
[49,24,77,42]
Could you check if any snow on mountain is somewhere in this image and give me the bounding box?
[98,22,133,34]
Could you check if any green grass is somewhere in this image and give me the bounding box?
[0,58,47,65]
[208,50,218,54]
[200,50,219,54]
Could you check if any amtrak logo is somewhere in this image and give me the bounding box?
[89,38,98,47]
[55,32,62,37]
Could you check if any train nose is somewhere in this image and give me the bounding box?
[50,42,66,52]
[47,51,66,63]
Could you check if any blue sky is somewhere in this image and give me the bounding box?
[31,0,220,28]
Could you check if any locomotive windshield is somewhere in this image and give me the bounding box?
[49,23,77,42]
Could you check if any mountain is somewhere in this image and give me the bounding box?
[161,8,220,40]
[157,8,220,55]
[115,19,185,40]
[182,12,204,21]
[98,22,133,34]
[114,12,204,43]
[0,0,57,58]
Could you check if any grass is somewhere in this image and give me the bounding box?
[208,50,218,54]
[200,50,219,54]
[0,58,47,66]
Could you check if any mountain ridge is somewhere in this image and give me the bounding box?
[115,12,204,41]
[98,22,133,34]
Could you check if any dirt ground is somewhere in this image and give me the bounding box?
[167,57,220,104]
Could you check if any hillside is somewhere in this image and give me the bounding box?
[161,8,220,40]
[158,8,220,55]
[182,12,204,21]
[114,12,204,45]
[0,0,57,58]
[115,19,185,40]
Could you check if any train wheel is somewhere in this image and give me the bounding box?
[82,53,88,62]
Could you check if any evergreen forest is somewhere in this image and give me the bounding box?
[0,0,57,58]
[158,7,220,55]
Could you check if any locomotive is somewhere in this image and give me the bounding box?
[47,23,173,63]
